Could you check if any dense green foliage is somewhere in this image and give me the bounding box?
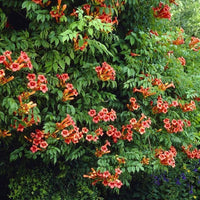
[0,0,200,199]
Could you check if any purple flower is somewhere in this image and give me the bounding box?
[163,175,169,182]
[189,185,193,194]
[197,177,200,184]
[193,168,198,172]
[181,173,186,180]
[175,178,181,185]
[154,176,158,180]
[155,180,160,186]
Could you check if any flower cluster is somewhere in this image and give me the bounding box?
[50,0,67,23]
[129,113,151,135]
[173,28,185,45]
[15,115,40,132]
[82,4,91,15]
[152,2,171,20]
[179,100,196,112]
[150,30,159,36]
[62,83,78,102]
[151,78,175,91]
[32,0,66,22]
[133,86,156,98]
[105,118,151,143]
[163,118,191,133]
[0,51,33,71]
[12,106,40,132]
[0,130,11,138]
[182,145,200,159]
[178,57,186,66]
[189,36,200,51]
[56,73,69,87]
[95,140,111,157]
[155,146,177,168]
[152,96,178,114]
[127,97,140,111]
[56,114,75,130]
[73,34,88,51]
[96,12,118,26]
[88,108,117,123]
[56,115,86,144]
[86,3,118,27]
[56,73,78,101]
[11,91,40,132]
[29,129,48,153]
[91,0,105,5]
[61,126,86,144]
[95,62,116,81]
[83,168,123,189]
[169,0,178,6]
[0,69,14,85]
[17,94,37,116]
[141,156,150,165]
[32,0,51,7]
[86,127,104,142]
[27,73,48,93]
[106,125,123,143]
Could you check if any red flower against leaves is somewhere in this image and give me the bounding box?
[62,83,78,101]
[50,0,67,22]
[179,100,196,112]
[163,118,190,133]
[56,73,78,101]
[133,86,156,98]
[152,2,171,20]
[127,97,140,111]
[177,57,186,66]
[129,113,151,135]
[0,51,33,71]
[95,140,111,157]
[27,74,48,93]
[173,36,184,45]
[155,146,177,168]
[151,78,175,91]
[88,108,117,123]
[85,128,104,142]
[61,126,84,144]
[29,129,48,153]
[106,125,122,143]
[182,145,200,159]
[17,94,37,116]
[56,114,75,130]
[83,168,123,189]
[0,130,11,138]
[73,34,88,51]
[56,73,69,87]
[189,36,200,51]
[169,0,178,6]
[152,96,169,114]
[152,96,178,114]
[150,30,159,36]
[0,69,14,85]
[82,4,91,15]
[130,52,140,57]
[32,0,51,7]
[95,62,116,81]
[56,115,86,144]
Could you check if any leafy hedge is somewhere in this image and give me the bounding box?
[0,0,200,199]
